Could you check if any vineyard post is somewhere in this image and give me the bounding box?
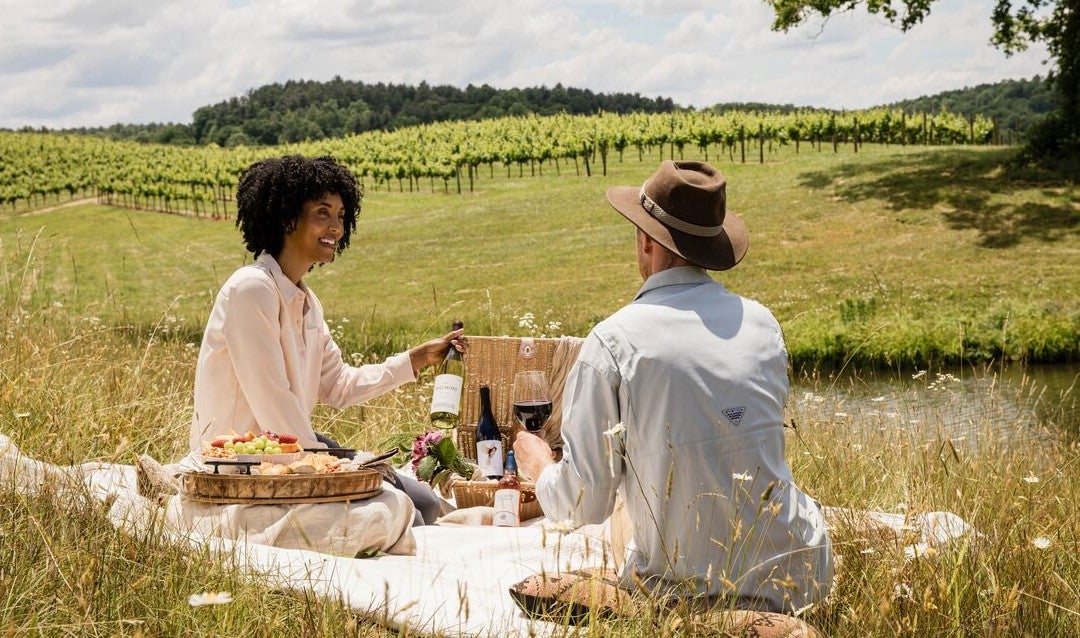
[901,112,907,146]
[739,126,745,164]
[758,123,764,164]
[831,114,838,153]
[922,112,928,146]
[969,116,975,145]
[853,117,859,154]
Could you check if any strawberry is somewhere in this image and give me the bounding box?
[209,439,226,448]
[278,433,297,444]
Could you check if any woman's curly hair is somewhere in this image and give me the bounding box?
[235,155,361,257]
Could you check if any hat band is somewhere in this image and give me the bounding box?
[639,190,723,238]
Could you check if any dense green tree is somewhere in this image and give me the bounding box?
[766,0,1079,158]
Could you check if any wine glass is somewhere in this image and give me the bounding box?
[512,370,552,432]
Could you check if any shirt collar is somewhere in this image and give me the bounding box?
[256,252,308,303]
[633,266,715,301]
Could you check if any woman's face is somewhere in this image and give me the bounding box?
[282,193,346,266]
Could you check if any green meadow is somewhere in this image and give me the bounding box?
[1,143,1078,636]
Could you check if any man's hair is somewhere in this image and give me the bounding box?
[235,155,361,257]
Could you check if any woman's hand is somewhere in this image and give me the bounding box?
[408,328,467,375]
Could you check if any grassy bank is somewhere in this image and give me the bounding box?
[1,144,1078,368]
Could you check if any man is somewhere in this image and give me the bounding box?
[513,160,833,613]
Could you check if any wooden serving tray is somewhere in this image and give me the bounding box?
[181,468,383,505]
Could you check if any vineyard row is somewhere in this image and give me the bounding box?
[2,108,998,214]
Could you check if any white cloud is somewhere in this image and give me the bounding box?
[0,0,1051,128]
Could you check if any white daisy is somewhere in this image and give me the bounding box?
[188,591,234,606]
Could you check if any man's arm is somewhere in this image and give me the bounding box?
[516,335,624,525]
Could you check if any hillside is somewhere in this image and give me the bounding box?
[880,75,1057,143]
[36,75,1052,147]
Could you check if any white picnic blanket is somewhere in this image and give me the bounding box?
[0,433,612,636]
[0,432,976,637]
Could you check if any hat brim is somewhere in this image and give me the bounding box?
[605,186,748,271]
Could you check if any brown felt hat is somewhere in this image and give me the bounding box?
[605,160,748,271]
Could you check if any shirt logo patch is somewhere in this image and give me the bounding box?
[722,406,746,427]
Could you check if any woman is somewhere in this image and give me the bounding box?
[186,154,460,524]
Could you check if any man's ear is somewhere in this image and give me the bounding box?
[638,230,655,255]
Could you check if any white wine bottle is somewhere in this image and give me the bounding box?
[429,320,464,430]
[474,385,503,479]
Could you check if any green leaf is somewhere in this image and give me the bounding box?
[432,436,460,463]
[416,455,438,481]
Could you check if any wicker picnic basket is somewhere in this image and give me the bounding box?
[180,468,383,505]
[451,479,543,521]
[457,335,583,462]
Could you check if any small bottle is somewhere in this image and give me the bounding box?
[493,450,521,527]
[475,385,504,480]
[428,320,464,430]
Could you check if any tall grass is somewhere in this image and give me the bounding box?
[1,144,1078,636]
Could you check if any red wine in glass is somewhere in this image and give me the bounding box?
[513,400,553,432]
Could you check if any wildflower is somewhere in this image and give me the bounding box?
[732,472,753,483]
[911,370,927,380]
[904,543,937,560]
[893,583,914,600]
[544,519,576,534]
[603,422,626,437]
[603,422,625,477]
[1023,475,1040,484]
[188,591,233,606]
[1032,537,1051,550]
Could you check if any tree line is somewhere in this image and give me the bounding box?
[884,76,1058,145]
[34,79,677,147]
[10,76,1051,150]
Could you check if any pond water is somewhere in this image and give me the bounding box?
[790,362,1079,442]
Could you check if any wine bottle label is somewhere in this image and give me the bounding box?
[476,440,504,478]
[493,488,520,527]
[430,374,463,415]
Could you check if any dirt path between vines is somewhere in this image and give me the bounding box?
[8,197,98,218]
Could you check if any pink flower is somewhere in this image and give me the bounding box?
[411,430,445,472]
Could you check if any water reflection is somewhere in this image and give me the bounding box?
[790,363,1079,441]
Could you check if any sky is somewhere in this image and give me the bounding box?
[0,0,1051,129]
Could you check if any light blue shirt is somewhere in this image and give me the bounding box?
[536,266,833,611]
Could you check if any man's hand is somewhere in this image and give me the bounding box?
[510,420,555,482]
[408,328,467,375]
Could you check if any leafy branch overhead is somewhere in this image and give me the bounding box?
[766,0,1080,159]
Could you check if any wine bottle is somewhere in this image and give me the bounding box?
[429,320,464,430]
[475,385,503,479]
[493,450,521,527]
